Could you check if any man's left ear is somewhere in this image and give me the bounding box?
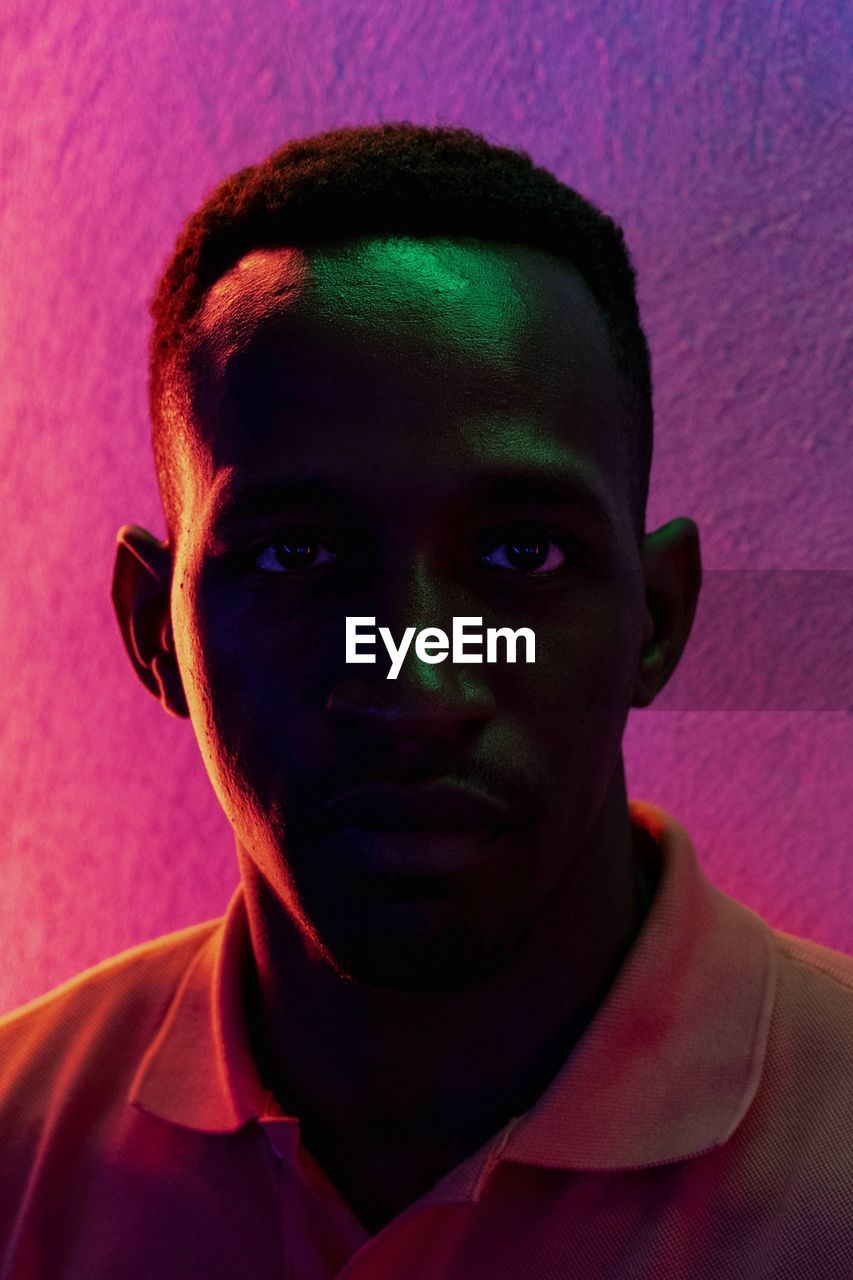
[632,517,702,709]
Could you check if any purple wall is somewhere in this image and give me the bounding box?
[1,0,850,1013]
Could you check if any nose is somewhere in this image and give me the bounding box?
[326,667,496,744]
[325,561,497,751]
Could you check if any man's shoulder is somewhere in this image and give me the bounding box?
[770,924,853,1000]
[0,915,222,1103]
[766,923,853,1053]
[759,924,853,1123]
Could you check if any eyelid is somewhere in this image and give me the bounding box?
[249,529,335,547]
[477,522,584,561]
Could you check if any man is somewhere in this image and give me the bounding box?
[1,122,850,1278]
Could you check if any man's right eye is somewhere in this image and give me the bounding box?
[251,536,338,574]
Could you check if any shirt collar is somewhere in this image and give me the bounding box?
[129,800,778,1171]
[128,878,276,1132]
[504,800,778,1170]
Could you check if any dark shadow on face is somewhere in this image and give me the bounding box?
[113,235,700,992]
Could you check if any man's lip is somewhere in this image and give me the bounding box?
[314,783,513,832]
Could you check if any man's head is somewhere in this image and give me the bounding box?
[113,123,700,993]
[148,122,654,553]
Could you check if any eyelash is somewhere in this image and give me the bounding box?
[476,528,580,577]
[241,526,583,579]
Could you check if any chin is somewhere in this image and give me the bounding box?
[317,897,526,994]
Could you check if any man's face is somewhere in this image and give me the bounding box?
[168,236,649,990]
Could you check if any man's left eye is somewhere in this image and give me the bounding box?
[481,533,570,575]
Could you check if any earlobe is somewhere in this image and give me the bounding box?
[632,636,667,709]
[631,517,702,710]
[111,525,190,720]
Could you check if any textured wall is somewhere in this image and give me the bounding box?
[1,0,850,1014]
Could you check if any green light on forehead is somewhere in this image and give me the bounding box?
[309,236,528,363]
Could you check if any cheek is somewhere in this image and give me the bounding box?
[529,599,640,716]
[194,568,343,685]
[173,577,339,792]
[171,583,269,789]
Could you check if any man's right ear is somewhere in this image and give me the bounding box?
[111,525,190,720]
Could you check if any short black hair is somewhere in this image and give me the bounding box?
[149,121,653,547]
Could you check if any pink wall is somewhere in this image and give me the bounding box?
[1,1,850,1013]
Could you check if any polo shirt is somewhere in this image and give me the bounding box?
[1,799,851,1279]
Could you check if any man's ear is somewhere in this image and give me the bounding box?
[111,524,190,720]
[632,517,702,709]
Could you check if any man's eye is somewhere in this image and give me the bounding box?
[481,532,572,576]
[252,537,337,574]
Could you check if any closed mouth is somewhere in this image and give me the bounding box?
[316,782,513,833]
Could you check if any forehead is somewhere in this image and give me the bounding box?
[178,236,632,532]
[191,235,618,395]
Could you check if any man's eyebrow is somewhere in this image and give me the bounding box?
[209,469,615,529]
[210,478,360,525]
[466,471,615,528]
